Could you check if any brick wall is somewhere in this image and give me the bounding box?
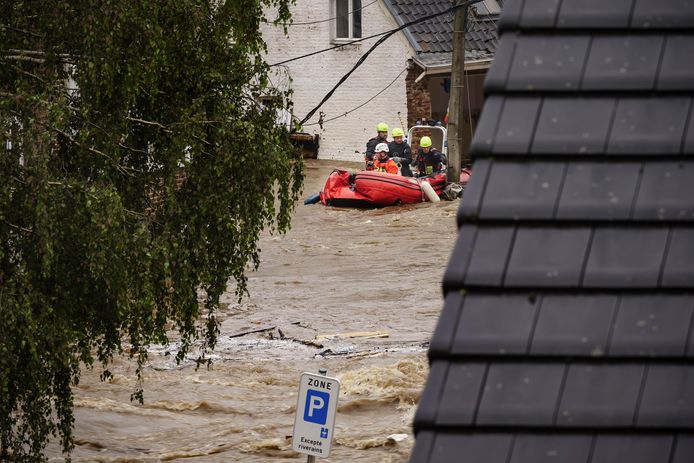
[261,1,414,161]
[405,65,432,129]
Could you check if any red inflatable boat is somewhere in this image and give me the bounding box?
[320,170,447,208]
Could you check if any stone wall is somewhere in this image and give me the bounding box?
[405,65,432,128]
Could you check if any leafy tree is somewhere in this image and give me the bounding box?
[0,1,300,460]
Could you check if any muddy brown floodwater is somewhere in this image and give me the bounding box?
[46,159,460,462]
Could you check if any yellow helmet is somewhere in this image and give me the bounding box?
[392,128,405,137]
[420,136,432,148]
[376,122,389,132]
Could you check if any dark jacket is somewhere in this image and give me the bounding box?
[365,135,388,160]
[414,148,446,176]
[388,140,413,177]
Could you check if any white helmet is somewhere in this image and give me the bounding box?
[375,143,389,153]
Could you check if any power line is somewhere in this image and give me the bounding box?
[303,67,408,127]
[271,0,476,68]
[290,0,378,26]
[269,29,390,67]
[299,0,483,125]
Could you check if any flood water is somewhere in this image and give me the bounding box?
[47,159,460,462]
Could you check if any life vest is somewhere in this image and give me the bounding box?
[374,158,398,175]
[415,149,445,175]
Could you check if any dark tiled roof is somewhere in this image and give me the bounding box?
[384,0,499,65]
[411,1,694,462]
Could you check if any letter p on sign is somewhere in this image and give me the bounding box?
[304,389,330,425]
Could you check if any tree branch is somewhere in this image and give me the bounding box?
[4,55,46,63]
[2,220,33,234]
[51,127,135,177]
[0,25,43,38]
[126,117,172,132]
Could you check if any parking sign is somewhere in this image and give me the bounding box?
[292,372,340,458]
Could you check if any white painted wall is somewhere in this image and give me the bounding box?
[262,1,414,161]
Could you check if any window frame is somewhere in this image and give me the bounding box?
[331,0,362,43]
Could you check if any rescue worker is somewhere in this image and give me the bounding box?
[373,143,399,175]
[365,122,389,168]
[414,136,446,177]
[388,127,413,177]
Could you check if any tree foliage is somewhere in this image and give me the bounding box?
[0,1,300,460]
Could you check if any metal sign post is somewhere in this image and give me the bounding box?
[292,368,340,461]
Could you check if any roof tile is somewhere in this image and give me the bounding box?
[464,226,515,286]
[631,0,694,29]
[484,32,517,92]
[606,97,691,155]
[556,162,640,220]
[430,433,513,463]
[387,0,498,65]
[633,163,694,221]
[498,0,523,29]
[442,224,478,289]
[658,35,694,90]
[493,98,541,154]
[685,109,694,154]
[477,363,565,425]
[507,35,590,91]
[672,435,694,463]
[582,228,669,288]
[609,295,694,356]
[469,97,503,156]
[509,434,593,463]
[414,360,449,426]
[530,295,617,356]
[582,35,664,90]
[452,295,538,354]
[519,0,560,28]
[637,365,694,427]
[505,227,591,287]
[662,228,694,286]
[556,0,634,28]
[557,364,645,426]
[429,291,465,356]
[591,435,673,463]
[532,98,616,154]
[436,362,487,425]
[480,161,565,219]
[458,158,492,220]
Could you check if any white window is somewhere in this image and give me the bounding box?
[332,0,362,41]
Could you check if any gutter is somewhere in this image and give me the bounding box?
[412,58,494,82]
[381,0,422,54]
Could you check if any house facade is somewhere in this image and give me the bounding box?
[261,0,499,161]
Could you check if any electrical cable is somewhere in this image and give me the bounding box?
[299,0,483,125]
[271,0,479,68]
[464,61,474,144]
[290,0,378,26]
[270,29,390,67]
[302,67,407,127]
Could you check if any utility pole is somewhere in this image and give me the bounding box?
[447,3,467,184]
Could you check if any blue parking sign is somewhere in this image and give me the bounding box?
[303,389,330,425]
[293,372,340,458]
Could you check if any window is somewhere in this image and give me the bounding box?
[333,0,362,41]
